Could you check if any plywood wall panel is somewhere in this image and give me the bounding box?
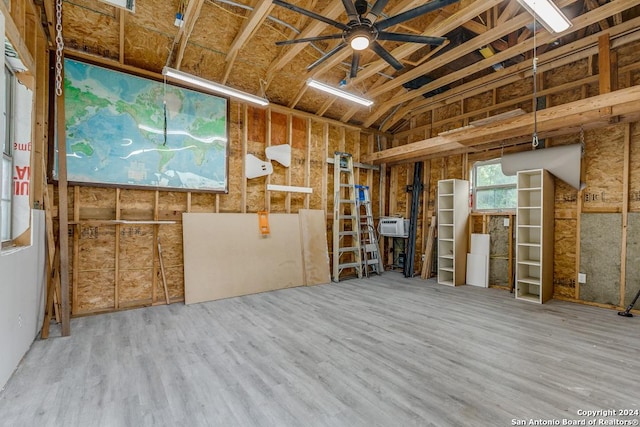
[554,218,577,298]
[583,126,625,211]
[190,193,216,213]
[76,270,115,313]
[629,122,640,212]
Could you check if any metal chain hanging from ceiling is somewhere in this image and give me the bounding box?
[55,0,64,97]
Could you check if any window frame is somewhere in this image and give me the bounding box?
[471,158,517,213]
[1,63,16,244]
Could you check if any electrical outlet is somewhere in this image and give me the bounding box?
[578,273,586,283]
[17,314,22,328]
[503,218,510,227]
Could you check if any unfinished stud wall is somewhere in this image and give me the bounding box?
[56,99,380,316]
[388,38,640,309]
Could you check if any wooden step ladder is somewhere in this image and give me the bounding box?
[332,152,362,282]
[355,185,382,277]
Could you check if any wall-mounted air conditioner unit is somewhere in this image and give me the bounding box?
[379,217,409,238]
[99,0,135,12]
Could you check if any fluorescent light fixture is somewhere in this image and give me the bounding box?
[162,67,269,106]
[307,79,373,107]
[518,0,572,33]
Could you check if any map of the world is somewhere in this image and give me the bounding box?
[55,58,228,192]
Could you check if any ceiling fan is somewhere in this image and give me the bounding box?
[273,0,460,78]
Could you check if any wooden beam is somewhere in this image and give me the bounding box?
[362,85,640,164]
[223,0,273,83]
[362,0,630,128]
[172,0,205,69]
[598,34,612,94]
[383,15,640,132]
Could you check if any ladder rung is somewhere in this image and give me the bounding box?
[339,246,359,253]
[339,231,358,236]
[339,168,352,173]
[340,184,353,188]
[339,262,360,269]
[339,199,356,203]
[364,259,379,265]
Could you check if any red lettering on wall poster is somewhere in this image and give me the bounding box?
[13,166,30,196]
[14,166,30,180]
[14,181,29,196]
[13,141,32,151]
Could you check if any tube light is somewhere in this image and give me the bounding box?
[307,79,373,107]
[162,67,269,106]
[518,0,572,33]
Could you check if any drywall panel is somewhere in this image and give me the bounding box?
[470,234,490,255]
[0,211,46,390]
[466,253,488,287]
[624,213,640,307]
[183,213,304,304]
[579,213,621,305]
[298,209,331,286]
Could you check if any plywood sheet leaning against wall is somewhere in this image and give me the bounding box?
[184,213,323,304]
[299,209,331,286]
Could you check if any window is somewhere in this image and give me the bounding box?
[1,64,14,242]
[471,158,517,211]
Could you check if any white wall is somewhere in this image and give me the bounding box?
[0,210,46,390]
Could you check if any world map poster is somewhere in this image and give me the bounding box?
[54,58,228,192]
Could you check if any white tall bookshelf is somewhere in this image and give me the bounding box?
[515,169,554,303]
[437,179,469,286]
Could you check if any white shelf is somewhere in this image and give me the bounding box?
[437,179,469,286]
[515,169,554,304]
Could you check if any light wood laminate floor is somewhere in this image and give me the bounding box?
[1,273,639,427]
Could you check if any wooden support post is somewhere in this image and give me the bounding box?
[321,123,329,214]
[114,188,121,310]
[286,114,292,213]
[508,213,514,291]
[72,186,80,314]
[620,123,630,307]
[305,118,311,209]
[55,90,71,336]
[598,34,612,94]
[242,104,248,213]
[266,108,272,212]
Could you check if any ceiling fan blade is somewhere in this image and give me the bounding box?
[366,0,390,23]
[377,32,446,45]
[370,41,403,70]
[350,52,361,79]
[273,0,349,31]
[307,42,347,71]
[375,0,460,31]
[341,0,359,22]
[276,34,345,46]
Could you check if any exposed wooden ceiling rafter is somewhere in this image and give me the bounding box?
[222,0,274,84]
[362,0,633,129]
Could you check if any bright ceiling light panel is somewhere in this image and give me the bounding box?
[518,0,572,33]
[307,79,373,107]
[162,67,269,107]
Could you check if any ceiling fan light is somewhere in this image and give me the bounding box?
[350,35,370,51]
